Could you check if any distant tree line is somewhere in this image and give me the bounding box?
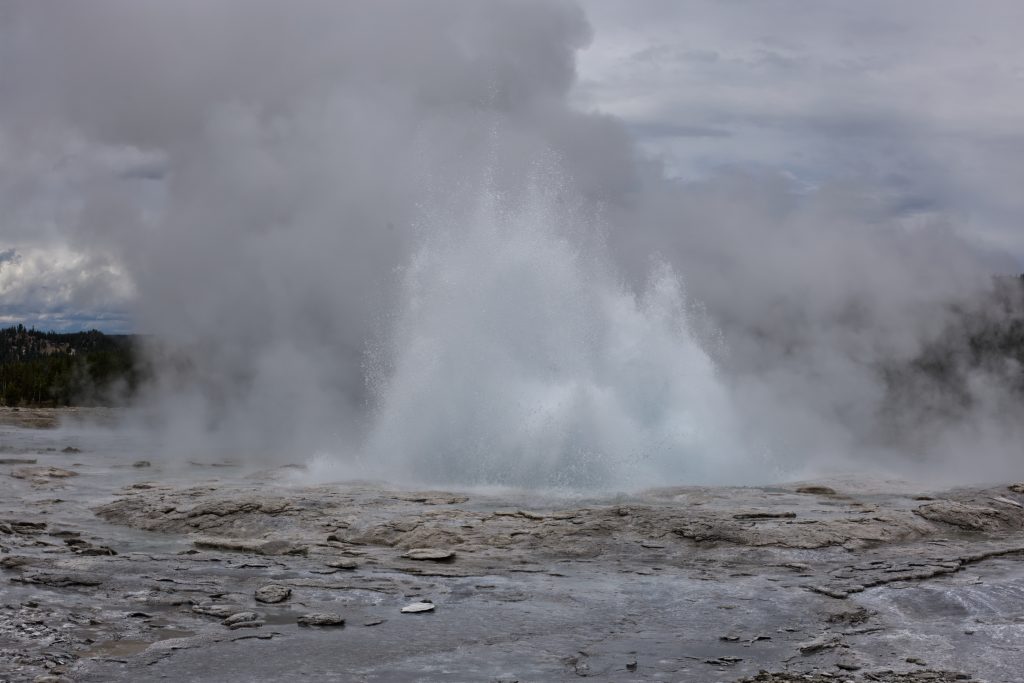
[0,325,147,407]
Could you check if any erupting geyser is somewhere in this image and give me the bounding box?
[318,176,768,490]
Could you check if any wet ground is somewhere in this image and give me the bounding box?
[1,407,1023,682]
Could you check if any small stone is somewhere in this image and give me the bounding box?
[254,584,291,604]
[836,660,861,671]
[363,619,386,627]
[906,657,926,665]
[401,601,435,613]
[132,460,152,468]
[719,634,740,642]
[297,612,346,627]
[402,548,455,561]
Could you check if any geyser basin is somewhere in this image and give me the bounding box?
[3,410,1021,683]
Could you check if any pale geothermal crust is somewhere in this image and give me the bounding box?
[2,409,1023,682]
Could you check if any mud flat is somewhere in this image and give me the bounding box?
[1,410,1023,682]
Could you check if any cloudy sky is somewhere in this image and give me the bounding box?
[576,1,1024,252]
[1,0,1023,333]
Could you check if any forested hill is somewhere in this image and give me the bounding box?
[0,325,145,406]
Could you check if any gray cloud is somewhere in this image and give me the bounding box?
[0,249,19,267]
[577,0,1024,257]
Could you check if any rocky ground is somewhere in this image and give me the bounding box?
[1,407,1023,682]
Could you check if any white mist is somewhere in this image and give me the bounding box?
[348,176,766,490]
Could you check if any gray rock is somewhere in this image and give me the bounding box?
[325,559,359,570]
[192,537,308,556]
[11,466,78,480]
[228,619,265,630]
[795,485,837,495]
[193,604,238,618]
[798,634,841,654]
[402,548,455,561]
[733,511,797,520]
[914,501,1010,532]
[12,571,103,587]
[254,584,291,604]
[222,611,260,626]
[297,612,346,627]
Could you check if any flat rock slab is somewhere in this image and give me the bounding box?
[737,673,977,683]
[401,601,435,614]
[395,492,469,505]
[733,511,797,520]
[794,485,837,495]
[192,604,238,618]
[12,571,103,587]
[192,536,307,556]
[297,613,346,627]
[222,612,261,627]
[402,548,455,561]
[325,559,359,570]
[913,500,1012,532]
[11,466,78,479]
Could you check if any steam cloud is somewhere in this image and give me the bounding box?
[2,1,1021,487]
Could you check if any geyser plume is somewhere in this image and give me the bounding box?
[357,175,759,489]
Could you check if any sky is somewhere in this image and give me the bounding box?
[576,1,1024,254]
[1,1,1022,332]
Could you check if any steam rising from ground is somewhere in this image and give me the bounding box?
[3,2,1023,488]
